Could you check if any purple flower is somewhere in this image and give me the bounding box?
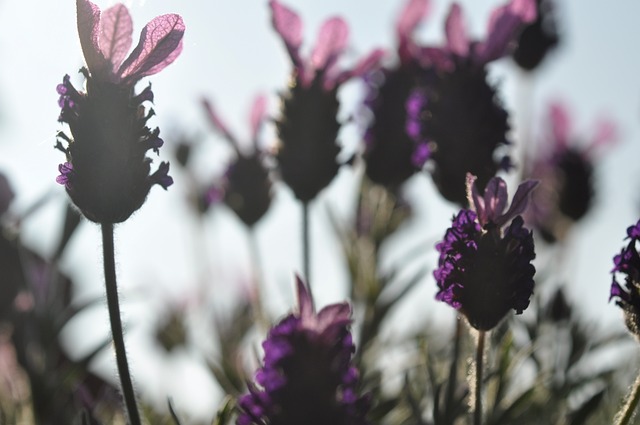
[237,277,370,425]
[55,0,184,223]
[202,96,273,227]
[409,0,536,206]
[270,0,384,202]
[511,0,560,71]
[434,174,538,330]
[362,0,433,188]
[610,220,640,339]
[524,101,617,242]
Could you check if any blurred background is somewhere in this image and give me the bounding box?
[0,0,639,420]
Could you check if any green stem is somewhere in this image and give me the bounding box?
[474,330,486,425]
[615,369,640,425]
[101,223,141,425]
[444,317,463,423]
[302,201,313,300]
[248,227,268,330]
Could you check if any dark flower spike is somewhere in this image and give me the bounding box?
[237,276,370,425]
[407,0,536,206]
[361,0,433,188]
[511,0,560,71]
[55,0,184,223]
[610,219,640,339]
[525,101,617,241]
[270,0,383,202]
[435,174,537,331]
[203,96,273,227]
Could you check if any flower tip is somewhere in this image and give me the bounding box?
[294,275,314,317]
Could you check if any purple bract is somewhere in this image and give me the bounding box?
[610,220,640,339]
[237,277,370,425]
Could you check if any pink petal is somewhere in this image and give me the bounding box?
[100,4,133,72]
[586,117,618,157]
[334,48,385,86]
[269,0,303,66]
[549,101,571,149]
[311,17,349,74]
[418,46,454,71]
[396,0,430,40]
[202,98,238,147]
[474,0,537,64]
[118,14,185,82]
[249,95,268,142]
[482,177,509,224]
[316,302,351,331]
[445,3,469,57]
[495,179,539,227]
[76,0,109,76]
[295,275,315,318]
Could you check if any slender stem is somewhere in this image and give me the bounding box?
[615,369,640,425]
[474,330,486,425]
[248,227,268,330]
[302,201,313,299]
[101,223,141,425]
[444,317,463,423]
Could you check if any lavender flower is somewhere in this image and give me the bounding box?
[610,220,640,339]
[525,101,617,242]
[237,277,369,425]
[270,0,383,202]
[410,0,536,206]
[203,96,273,227]
[55,0,184,223]
[362,0,433,188]
[511,0,560,71]
[434,174,537,330]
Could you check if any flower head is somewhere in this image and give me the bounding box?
[525,101,617,242]
[270,0,384,202]
[202,96,273,227]
[610,220,640,339]
[434,174,537,330]
[55,0,184,223]
[511,0,560,71]
[237,277,370,425]
[408,0,536,206]
[362,0,434,188]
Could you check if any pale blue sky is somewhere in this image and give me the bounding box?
[1,0,639,419]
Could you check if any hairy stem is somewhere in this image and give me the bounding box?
[615,369,640,425]
[474,330,486,425]
[102,223,141,425]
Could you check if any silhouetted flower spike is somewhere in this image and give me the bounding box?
[203,96,273,227]
[270,0,383,202]
[610,220,640,339]
[435,174,537,330]
[362,0,432,188]
[408,0,536,206]
[525,101,617,242]
[55,0,184,223]
[237,276,370,425]
[512,0,560,71]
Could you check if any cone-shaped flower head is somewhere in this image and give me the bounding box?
[525,102,617,242]
[237,277,370,425]
[362,0,434,188]
[203,96,273,227]
[408,0,536,206]
[511,0,560,71]
[55,0,184,223]
[434,174,538,330]
[269,0,383,202]
[610,220,640,339]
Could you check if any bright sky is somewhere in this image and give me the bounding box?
[0,0,639,420]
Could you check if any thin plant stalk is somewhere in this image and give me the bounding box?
[444,316,463,422]
[248,227,268,330]
[615,370,640,425]
[102,223,141,425]
[474,330,486,425]
[302,201,313,300]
